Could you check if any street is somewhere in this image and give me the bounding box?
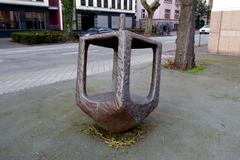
[0,34,208,95]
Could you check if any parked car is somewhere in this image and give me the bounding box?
[199,25,210,34]
[82,27,113,37]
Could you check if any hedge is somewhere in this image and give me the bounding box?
[11,31,70,44]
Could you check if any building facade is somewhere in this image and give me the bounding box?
[75,0,135,31]
[136,0,180,30]
[208,0,240,55]
[208,0,213,8]
[0,0,62,37]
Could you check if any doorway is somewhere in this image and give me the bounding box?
[81,13,95,31]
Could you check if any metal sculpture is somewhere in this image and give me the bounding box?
[76,15,162,133]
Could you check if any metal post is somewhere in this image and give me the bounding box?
[198,32,201,47]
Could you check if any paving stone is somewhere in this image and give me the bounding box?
[0,54,173,95]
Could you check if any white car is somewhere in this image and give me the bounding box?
[199,25,210,34]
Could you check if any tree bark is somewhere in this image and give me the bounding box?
[175,0,197,70]
[145,13,153,36]
[140,0,160,35]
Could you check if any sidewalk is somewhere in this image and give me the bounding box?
[0,54,173,95]
[0,38,26,49]
[0,54,240,160]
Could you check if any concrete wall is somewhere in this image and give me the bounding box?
[208,0,240,55]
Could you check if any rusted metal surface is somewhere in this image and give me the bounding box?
[119,14,126,30]
[76,30,162,133]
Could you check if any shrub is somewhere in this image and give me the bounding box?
[11,31,68,44]
[68,32,79,42]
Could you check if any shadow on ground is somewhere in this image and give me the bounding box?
[0,54,240,160]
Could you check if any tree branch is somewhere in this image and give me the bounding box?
[140,0,151,12]
[141,0,160,13]
[150,0,160,11]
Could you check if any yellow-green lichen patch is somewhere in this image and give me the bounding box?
[81,123,152,149]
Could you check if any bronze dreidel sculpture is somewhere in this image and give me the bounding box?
[76,14,162,133]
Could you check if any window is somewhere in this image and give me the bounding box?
[174,23,178,30]
[81,0,86,6]
[0,10,19,30]
[88,0,93,6]
[25,12,45,30]
[175,10,179,19]
[124,0,127,9]
[164,9,171,19]
[112,0,115,8]
[141,9,145,18]
[97,0,101,7]
[129,0,132,10]
[104,0,108,8]
[117,0,121,9]
[164,0,172,4]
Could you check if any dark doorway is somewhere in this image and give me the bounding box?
[81,13,95,31]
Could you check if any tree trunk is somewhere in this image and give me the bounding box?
[175,0,196,70]
[145,13,153,36]
[140,0,160,36]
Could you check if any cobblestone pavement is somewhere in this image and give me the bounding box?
[0,53,173,95]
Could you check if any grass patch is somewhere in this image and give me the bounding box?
[81,123,151,150]
[187,66,205,74]
[163,59,205,74]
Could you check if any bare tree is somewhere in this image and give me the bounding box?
[140,0,160,35]
[174,0,197,70]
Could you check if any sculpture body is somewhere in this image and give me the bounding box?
[76,30,162,133]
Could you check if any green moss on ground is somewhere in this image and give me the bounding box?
[187,66,205,74]
[81,124,151,150]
